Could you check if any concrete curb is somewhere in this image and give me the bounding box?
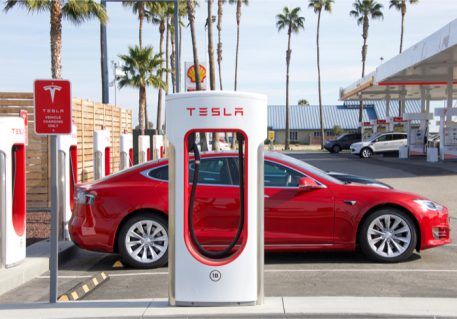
[1,297,457,319]
[0,240,76,296]
[58,272,109,301]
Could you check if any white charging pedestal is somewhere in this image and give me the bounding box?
[93,129,111,180]
[57,124,78,240]
[166,91,267,306]
[120,133,133,170]
[0,117,27,268]
[138,135,151,164]
[152,135,165,160]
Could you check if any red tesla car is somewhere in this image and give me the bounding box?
[69,151,451,268]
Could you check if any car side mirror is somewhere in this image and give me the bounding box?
[298,177,322,192]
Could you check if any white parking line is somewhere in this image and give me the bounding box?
[37,268,457,280]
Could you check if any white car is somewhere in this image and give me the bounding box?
[350,132,408,158]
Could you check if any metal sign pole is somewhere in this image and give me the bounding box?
[50,135,59,303]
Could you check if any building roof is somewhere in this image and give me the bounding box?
[268,101,421,130]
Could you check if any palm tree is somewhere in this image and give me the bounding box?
[229,0,248,91]
[118,46,166,132]
[350,0,383,122]
[389,0,419,54]
[276,7,305,151]
[309,0,334,149]
[186,0,202,90]
[122,1,148,48]
[207,0,216,91]
[217,0,224,90]
[4,0,107,79]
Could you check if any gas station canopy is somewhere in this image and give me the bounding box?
[340,19,457,101]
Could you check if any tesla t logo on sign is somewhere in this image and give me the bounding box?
[34,79,72,135]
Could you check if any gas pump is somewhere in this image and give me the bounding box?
[388,116,407,133]
[152,134,165,159]
[0,117,26,268]
[138,135,151,164]
[93,129,111,180]
[403,112,433,157]
[120,133,133,170]
[435,108,457,160]
[361,121,374,141]
[166,91,267,306]
[374,119,389,134]
[57,123,78,240]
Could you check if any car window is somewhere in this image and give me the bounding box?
[394,134,407,140]
[375,134,392,142]
[147,158,232,185]
[189,158,232,185]
[148,165,168,181]
[264,161,304,187]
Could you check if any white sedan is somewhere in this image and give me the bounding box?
[350,132,408,158]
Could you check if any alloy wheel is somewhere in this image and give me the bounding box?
[362,148,372,158]
[125,220,168,263]
[367,214,411,258]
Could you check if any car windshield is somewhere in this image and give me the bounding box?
[337,134,348,140]
[266,151,343,185]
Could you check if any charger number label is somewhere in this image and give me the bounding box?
[209,270,221,282]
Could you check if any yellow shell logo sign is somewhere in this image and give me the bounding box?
[187,64,207,83]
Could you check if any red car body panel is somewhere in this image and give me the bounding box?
[69,152,451,255]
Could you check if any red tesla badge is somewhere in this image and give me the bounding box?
[34,79,72,135]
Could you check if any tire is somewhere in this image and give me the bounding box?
[332,145,342,153]
[359,208,417,263]
[118,213,168,269]
[360,147,373,158]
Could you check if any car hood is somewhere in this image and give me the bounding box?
[351,141,370,148]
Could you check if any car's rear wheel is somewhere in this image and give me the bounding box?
[332,145,342,153]
[118,214,168,269]
[359,209,417,263]
[360,147,373,158]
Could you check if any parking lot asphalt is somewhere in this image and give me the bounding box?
[1,152,456,303]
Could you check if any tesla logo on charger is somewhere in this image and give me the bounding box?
[11,128,24,135]
[186,107,244,117]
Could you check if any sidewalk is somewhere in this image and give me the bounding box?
[0,240,75,296]
[1,297,457,318]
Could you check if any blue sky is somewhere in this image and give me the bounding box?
[1,0,456,126]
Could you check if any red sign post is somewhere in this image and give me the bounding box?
[34,79,72,135]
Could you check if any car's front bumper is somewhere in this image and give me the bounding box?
[420,207,452,250]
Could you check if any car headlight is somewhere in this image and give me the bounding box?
[414,199,443,211]
[75,191,96,205]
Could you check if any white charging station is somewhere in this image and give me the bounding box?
[435,107,457,160]
[120,133,133,170]
[0,117,27,268]
[152,135,165,160]
[138,135,151,164]
[93,129,111,180]
[403,112,433,157]
[166,91,267,306]
[57,123,78,240]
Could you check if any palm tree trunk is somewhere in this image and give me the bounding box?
[359,16,369,123]
[400,1,406,53]
[285,29,292,151]
[187,0,201,90]
[166,17,170,94]
[217,0,223,90]
[317,10,325,149]
[156,20,165,133]
[139,3,144,48]
[207,0,216,91]
[170,18,176,93]
[50,0,62,79]
[234,0,242,91]
[139,85,146,132]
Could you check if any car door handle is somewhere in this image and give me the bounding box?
[264,194,270,198]
[343,200,357,206]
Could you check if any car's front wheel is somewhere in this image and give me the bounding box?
[118,214,168,269]
[332,145,342,153]
[360,147,373,158]
[359,209,417,263]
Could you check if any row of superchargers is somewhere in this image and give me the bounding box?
[0,116,165,268]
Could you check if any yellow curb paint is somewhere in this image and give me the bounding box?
[112,260,124,268]
[58,295,69,302]
[71,291,78,300]
[93,278,99,286]
[82,285,90,293]
[101,272,107,280]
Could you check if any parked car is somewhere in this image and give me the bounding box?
[324,133,361,153]
[70,151,450,268]
[350,132,408,158]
